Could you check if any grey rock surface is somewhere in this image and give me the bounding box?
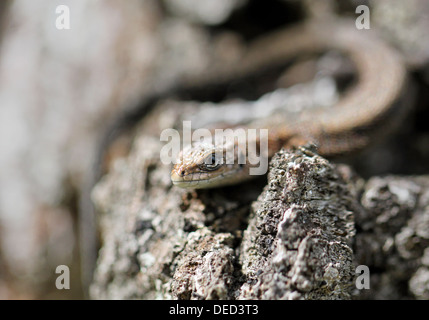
[2,0,427,300]
[90,99,429,299]
[354,176,429,299]
[237,149,357,299]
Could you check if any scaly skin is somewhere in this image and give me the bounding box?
[81,18,409,290]
[170,19,408,188]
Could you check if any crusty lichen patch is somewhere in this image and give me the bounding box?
[89,100,429,300]
[238,148,357,299]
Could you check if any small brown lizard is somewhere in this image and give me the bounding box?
[170,19,409,188]
[80,17,409,289]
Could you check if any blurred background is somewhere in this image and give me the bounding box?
[0,0,429,299]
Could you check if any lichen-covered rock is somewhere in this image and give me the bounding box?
[90,98,360,299]
[238,149,357,299]
[354,176,429,299]
[90,99,429,299]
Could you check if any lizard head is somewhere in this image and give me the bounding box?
[171,141,248,189]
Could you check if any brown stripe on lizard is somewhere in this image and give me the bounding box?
[170,19,409,188]
[80,18,410,289]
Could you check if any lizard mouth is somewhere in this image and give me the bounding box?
[170,170,203,188]
[170,165,247,189]
[171,170,222,189]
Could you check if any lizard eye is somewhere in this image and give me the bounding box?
[201,153,221,171]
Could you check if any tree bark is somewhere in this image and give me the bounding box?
[90,100,429,300]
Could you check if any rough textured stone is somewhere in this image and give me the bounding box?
[0,0,242,298]
[354,176,429,299]
[2,0,429,300]
[90,99,358,300]
[238,149,357,299]
[90,96,429,299]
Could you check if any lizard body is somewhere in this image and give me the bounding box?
[81,18,409,288]
[170,19,408,188]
